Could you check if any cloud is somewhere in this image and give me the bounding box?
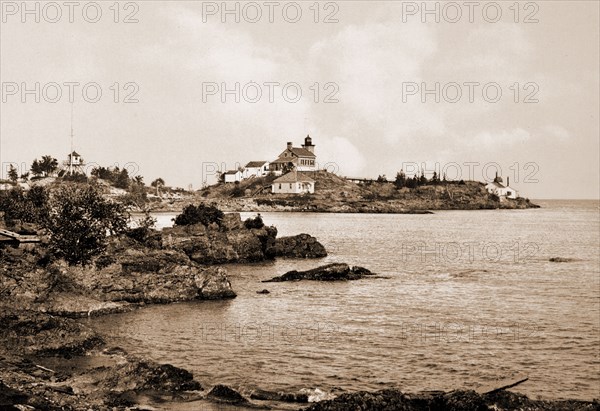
[317,136,366,176]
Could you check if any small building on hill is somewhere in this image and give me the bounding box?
[63,151,86,175]
[485,174,518,199]
[272,171,315,194]
[224,170,243,183]
[269,136,316,175]
[244,161,270,178]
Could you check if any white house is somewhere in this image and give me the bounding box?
[269,135,316,175]
[485,175,518,199]
[272,171,315,194]
[224,170,242,183]
[244,161,270,178]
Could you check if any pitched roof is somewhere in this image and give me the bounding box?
[288,147,316,158]
[245,161,268,168]
[273,172,315,183]
[486,181,505,189]
[270,157,296,164]
[69,151,81,157]
[224,170,241,175]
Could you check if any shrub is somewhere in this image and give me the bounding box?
[244,214,264,229]
[0,186,50,226]
[46,185,129,265]
[174,204,224,227]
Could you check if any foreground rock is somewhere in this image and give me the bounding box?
[0,238,237,317]
[0,307,204,410]
[302,388,600,411]
[263,263,377,282]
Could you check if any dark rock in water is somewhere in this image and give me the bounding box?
[263,263,376,282]
[101,358,202,394]
[251,388,309,403]
[207,384,248,404]
[549,257,576,263]
[272,234,327,258]
[195,266,237,300]
[256,289,270,294]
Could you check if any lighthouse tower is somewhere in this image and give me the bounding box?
[301,134,315,154]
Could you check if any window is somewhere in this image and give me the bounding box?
[278,184,281,189]
[289,183,293,189]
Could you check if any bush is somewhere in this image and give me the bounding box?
[244,214,264,229]
[174,204,224,227]
[47,185,129,265]
[0,186,50,226]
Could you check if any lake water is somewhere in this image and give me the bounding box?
[91,200,600,409]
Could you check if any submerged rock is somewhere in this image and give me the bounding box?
[549,257,576,263]
[272,234,327,258]
[256,289,270,294]
[263,263,376,282]
[251,388,309,403]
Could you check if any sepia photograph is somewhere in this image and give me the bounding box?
[0,1,599,410]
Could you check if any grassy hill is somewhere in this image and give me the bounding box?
[196,171,538,213]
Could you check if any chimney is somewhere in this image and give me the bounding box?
[507,176,509,186]
[287,142,293,150]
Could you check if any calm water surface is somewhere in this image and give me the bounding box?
[92,200,600,408]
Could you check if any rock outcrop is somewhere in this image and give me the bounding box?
[163,217,325,263]
[301,389,599,411]
[272,233,328,258]
[263,263,376,282]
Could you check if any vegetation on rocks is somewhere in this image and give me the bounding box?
[174,203,225,226]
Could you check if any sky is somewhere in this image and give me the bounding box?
[0,0,598,199]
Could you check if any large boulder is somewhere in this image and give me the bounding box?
[272,234,327,258]
[207,384,249,404]
[194,267,237,299]
[263,263,376,282]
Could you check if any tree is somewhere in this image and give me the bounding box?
[394,170,406,189]
[0,186,50,226]
[376,174,387,183]
[115,168,130,189]
[151,178,165,196]
[7,165,18,183]
[20,172,30,181]
[46,185,128,265]
[40,155,59,177]
[31,156,58,177]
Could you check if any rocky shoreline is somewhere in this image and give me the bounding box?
[1,212,594,410]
